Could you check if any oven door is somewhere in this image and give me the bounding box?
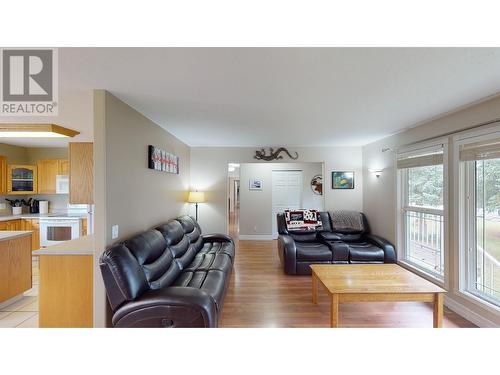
[40,219,82,247]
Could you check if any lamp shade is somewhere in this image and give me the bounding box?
[187,191,205,203]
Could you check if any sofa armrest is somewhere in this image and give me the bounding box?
[112,287,218,328]
[365,234,397,263]
[202,233,234,244]
[278,234,297,274]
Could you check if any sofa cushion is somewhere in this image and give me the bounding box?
[155,220,197,269]
[199,240,235,260]
[296,242,332,261]
[173,269,228,310]
[348,242,385,263]
[185,252,233,274]
[124,229,182,289]
[287,230,318,242]
[177,215,202,242]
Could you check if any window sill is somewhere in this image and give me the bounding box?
[398,260,445,289]
[457,289,500,315]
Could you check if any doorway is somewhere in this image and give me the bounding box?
[229,162,324,240]
[271,170,303,236]
[227,163,240,238]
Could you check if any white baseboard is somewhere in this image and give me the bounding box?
[444,295,498,327]
[0,294,22,310]
[238,234,276,240]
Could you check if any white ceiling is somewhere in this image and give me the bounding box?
[56,48,500,147]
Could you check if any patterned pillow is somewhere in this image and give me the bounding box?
[284,209,322,231]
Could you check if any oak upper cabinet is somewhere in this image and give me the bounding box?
[69,142,93,204]
[37,159,69,194]
[58,159,70,175]
[7,165,37,195]
[37,159,59,194]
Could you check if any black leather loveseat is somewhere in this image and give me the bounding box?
[277,211,396,275]
[99,215,234,327]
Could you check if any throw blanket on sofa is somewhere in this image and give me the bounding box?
[285,209,322,231]
[330,210,364,232]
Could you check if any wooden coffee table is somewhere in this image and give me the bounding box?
[310,264,446,328]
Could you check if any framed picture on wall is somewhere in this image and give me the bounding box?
[249,179,263,190]
[148,145,179,174]
[332,171,354,189]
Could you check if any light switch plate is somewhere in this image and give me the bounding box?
[111,225,119,239]
[0,203,6,209]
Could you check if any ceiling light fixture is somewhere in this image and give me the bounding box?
[0,124,80,138]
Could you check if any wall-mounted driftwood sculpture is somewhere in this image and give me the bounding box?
[254,147,299,161]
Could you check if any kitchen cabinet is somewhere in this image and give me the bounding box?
[69,142,93,204]
[82,218,88,236]
[0,233,32,304]
[34,236,94,327]
[0,156,7,194]
[37,159,69,194]
[0,219,22,231]
[21,219,40,251]
[7,164,37,195]
[58,159,70,175]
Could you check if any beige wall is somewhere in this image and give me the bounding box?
[190,146,363,234]
[239,162,323,236]
[25,147,68,163]
[0,143,29,164]
[362,94,500,326]
[93,90,191,327]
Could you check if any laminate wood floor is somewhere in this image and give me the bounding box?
[219,214,475,328]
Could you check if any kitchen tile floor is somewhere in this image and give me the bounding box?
[0,256,39,328]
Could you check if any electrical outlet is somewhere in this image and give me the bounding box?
[0,203,6,210]
[111,225,119,239]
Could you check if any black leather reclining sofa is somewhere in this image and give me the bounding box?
[277,211,396,275]
[99,215,235,327]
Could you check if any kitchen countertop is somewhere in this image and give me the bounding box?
[0,213,87,221]
[0,231,33,241]
[33,235,94,256]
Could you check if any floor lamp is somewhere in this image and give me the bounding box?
[187,191,205,221]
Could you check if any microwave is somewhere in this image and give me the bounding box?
[56,175,69,194]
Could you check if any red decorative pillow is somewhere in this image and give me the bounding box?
[284,209,322,231]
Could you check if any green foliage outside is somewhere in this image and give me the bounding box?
[408,164,444,208]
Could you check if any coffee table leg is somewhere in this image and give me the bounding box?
[312,272,318,304]
[433,293,443,328]
[330,294,339,328]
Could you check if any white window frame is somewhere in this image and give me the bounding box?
[396,138,449,288]
[453,125,500,313]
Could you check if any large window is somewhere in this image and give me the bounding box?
[397,143,446,279]
[460,136,500,307]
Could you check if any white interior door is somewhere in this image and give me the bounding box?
[272,170,303,236]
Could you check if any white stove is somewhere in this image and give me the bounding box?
[39,205,93,247]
